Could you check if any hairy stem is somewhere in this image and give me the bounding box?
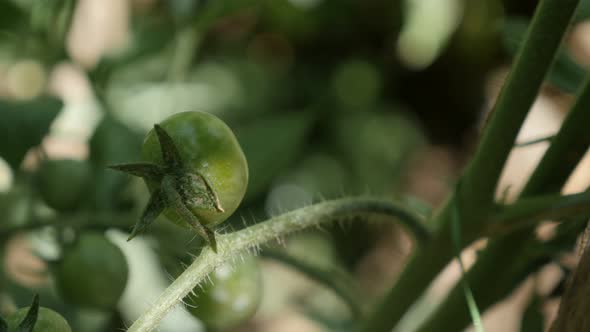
[127,197,427,332]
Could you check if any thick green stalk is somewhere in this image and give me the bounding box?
[357,216,455,332]
[459,0,580,211]
[358,1,580,331]
[126,197,427,332]
[416,73,590,332]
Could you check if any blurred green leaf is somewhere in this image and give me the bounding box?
[502,18,587,93]
[574,0,590,22]
[235,111,314,202]
[90,115,142,166]
[89,16,176,86]
[520,295,544,332]
[194,0,259,29]
[301,307,354,332]
[0,96,62,170]
[331,109,424,194]
[89,115,143,210]
[0,184,32,228]
[280,152,351,200]
[0,1,25,31]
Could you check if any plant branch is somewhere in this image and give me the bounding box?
[488,190,590,234]
[126,197,428,332]
[360,1,581,330]
[459,0,580,211]
[415,61,590,332]
[261,249,363,319]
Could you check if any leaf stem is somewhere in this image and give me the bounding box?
[126,197,427,332]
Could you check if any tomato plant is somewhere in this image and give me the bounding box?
[54,233,128,310]
[110,111,248,250]
[2,1,590,332]
[184,255,262,330]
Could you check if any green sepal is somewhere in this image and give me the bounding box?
[163,178,218,252]
[17,294,39,332]
[175,172,224,213]
[154,124,184,169]
[127,188,165,241]
[108,162,165,182]
[110,123,222,252]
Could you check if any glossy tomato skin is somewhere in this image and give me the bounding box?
[55,233,128,310]
[6,307,71,332]
[141,111,248,227]
[185,255,262,330]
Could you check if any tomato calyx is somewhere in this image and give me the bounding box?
[109,124,222,251]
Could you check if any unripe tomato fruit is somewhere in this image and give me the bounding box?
[54,233,128,310]
[38,159,90,212]
[6,306,71,332]
[109,111,248,249]
[141,111,248,227]
[185,256,262,330]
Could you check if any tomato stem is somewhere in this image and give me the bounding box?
[127,197,428,332]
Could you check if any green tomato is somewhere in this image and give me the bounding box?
[55,233,128,310]
[38,159,91,212]
[185,255,262,330]
[6,306,71,332]
[141,111,248,227]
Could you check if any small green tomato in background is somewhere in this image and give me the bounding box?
[110,111,248,251]
[5,295,71,332]
[185,255,262,330]
[54,233,128,310]
[6,307,71,332]
[37,159,91,212]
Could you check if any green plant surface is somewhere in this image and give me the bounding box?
[0,96,62,170]
[126,197,429,331]
[415,74,590,331]
[4,0,590,331]
[55,233,129,311]
[358,0,582,331]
